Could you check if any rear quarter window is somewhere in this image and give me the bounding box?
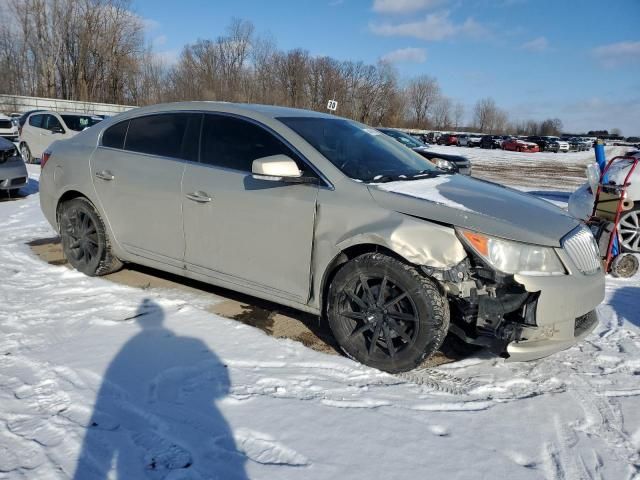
[101,121,129,149]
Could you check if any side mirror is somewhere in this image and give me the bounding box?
[252,154,314,183]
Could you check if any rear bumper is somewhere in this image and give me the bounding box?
[0,160,28,190]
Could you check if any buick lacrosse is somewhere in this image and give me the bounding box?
[40,102,604,372]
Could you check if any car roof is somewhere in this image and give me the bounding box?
[115,101,338,121]
[0,114,10,120]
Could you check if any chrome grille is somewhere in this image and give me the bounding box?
[562,226,601,275]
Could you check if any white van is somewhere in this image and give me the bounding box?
[19,111,103,163]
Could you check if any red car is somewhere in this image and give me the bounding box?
[436,133,458,146]
[502,138,540,153]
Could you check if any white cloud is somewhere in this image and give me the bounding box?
[592,41,640,68]
[152,35,167,47]
[370,11,489,41]
[140,16,161,31]
[372,0,444,14]
[381,47,427,63]
[521,36,549,52]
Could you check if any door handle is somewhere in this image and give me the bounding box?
[95,170,114,181]
[186,191,212,203]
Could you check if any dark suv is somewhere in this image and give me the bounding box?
[480,135,503,149]
[526,136,553,152]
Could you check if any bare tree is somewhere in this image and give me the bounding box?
[432,97,452,130]
[405,75,440,128]
[453,102,464,129]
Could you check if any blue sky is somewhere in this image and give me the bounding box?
[134,0,640,134]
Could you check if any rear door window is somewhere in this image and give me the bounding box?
[124,113,201,161]
[200,114,312,175]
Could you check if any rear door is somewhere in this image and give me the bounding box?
[182,113,319,302]
[91,113,201,266]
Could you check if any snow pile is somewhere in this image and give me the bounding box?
[376,176,472,212]
[0,165,639,479]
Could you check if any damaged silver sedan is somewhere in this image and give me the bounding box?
[39,102,605,372]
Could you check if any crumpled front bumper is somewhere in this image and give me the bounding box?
[506,248,605,361]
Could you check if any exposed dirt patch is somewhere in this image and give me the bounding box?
[29,238,348,359]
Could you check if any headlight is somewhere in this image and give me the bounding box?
[457,228,566,276]
[434,158,455,170]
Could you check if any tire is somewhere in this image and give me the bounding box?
[59,197,123,276]
[619,206,640,253]
[326,253,450,373]
[20,143,32,164]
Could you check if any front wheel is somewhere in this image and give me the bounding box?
[59,197,123,276]
[327,253,450,373]
[20,143,32,164]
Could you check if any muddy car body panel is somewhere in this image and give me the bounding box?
[39,102,605,364]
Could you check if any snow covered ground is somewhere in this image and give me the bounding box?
[1,163,639,479]
[428,144,631,190]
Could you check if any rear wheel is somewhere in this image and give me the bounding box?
[327,253,449,373]
[59,197,122,276]
[619,206,640,253]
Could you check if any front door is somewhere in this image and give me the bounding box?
[91,113,201,266]
[182,113,318,302]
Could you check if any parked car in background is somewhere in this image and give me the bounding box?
[0,136,28,196]
[480,135,503,149]
[526,136,554,152]
[377,128,472,175]
[436,133,458,146]
[567,137,589,152]
[40,101,604,372]
[0,114,19,142]
[467,134,482,147]
[19,111,103,163]
[502,138,540,153]
[544,136,570,153]
[17,109,45,131]
[456,134,469,146]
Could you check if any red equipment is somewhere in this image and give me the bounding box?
[589,155,639,277]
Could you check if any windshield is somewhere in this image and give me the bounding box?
[279,117,439,182]
[378,129,424,148]
[61,115,103,132]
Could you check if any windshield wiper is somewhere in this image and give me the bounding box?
[365,170,440,183]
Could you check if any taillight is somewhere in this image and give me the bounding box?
[41,150,52,169]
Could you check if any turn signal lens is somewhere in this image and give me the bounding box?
[462,230,489,256]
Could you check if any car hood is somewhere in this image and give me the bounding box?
[368,174,580,247]
[412,147,468,164]
[0,136,15,151]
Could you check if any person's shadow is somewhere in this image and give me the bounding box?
[73,299,248,479]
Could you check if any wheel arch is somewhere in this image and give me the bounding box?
[319,243,416,319]
[55,189,92,227]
